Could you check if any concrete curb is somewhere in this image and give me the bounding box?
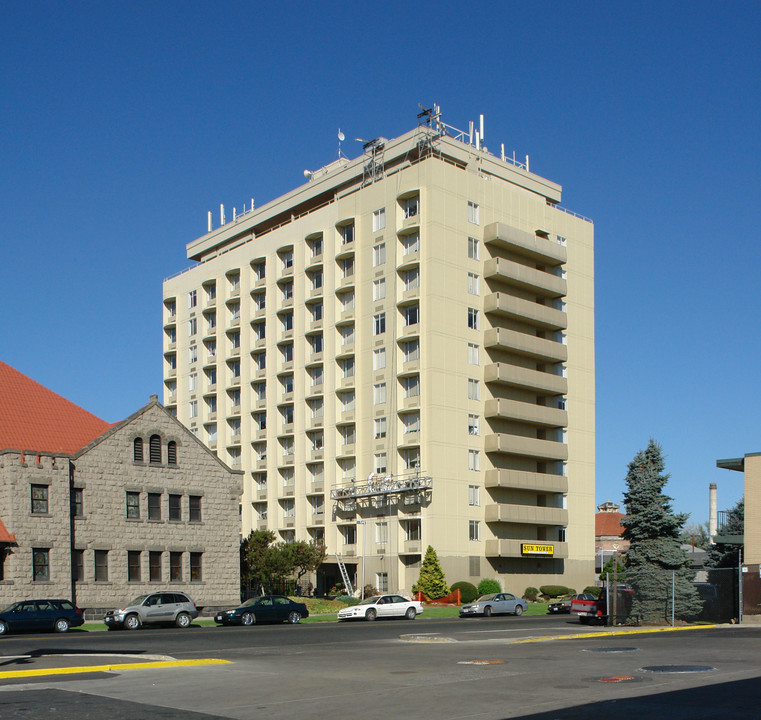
[512,624,718,644]
[0,658,230,680]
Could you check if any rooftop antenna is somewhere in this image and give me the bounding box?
[337,129,346,159]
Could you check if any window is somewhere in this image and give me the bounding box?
[95,549,109,582]
[470,556,480,576]
[254,411,267,431]
[149,551,162,581]
[189,496,202,522]
[126,492,140,519]
[374,382,386,405]
[341,391,355,412]
[376,572,389,593]
[373,278,386,301]
[311,302,323,322]
[206,340,216,360]
[188,372,197,392]
[468,414,480,436]
[189,400,198,418]
[170,551,183,581]
[281,405,294,427]
[206,396,217,414]
[341,357,355,379]
[402,340,419,363]
[403,196,419,219]
[403,375,420,398]
[281,437,294,458]
[148,492,161,520]
[205,283,216,302]
[133,437,144,462]
[254,352,266,371]
[253,381,266,401]
[468,201,480,225]
[167,441,177,466]
[340,257,354,278]
[281,249,294,270]
[375,521,388,544]
[309,366,323,387]
[341,425,355,445]
[206,423,217,442]
[373,242,386,267]
[403,268,419,291]
[149,435,162,464]
[374,417,387,439]
[403,413,420,434]
[339,458,355,480]
[230,360,241,378]
[467,307,479,330]
[373,347,386,370]
[128,551,141,582]
[341,291,355,312]
[282,281,294,300]
[405,519,421,542]
[467,272,480,295]
[403,305,419,326]
[229,302,240,322]
[253,260,266,280]
[31,485,48,514]
[340,325,355,345]
[281,343,294,363]
[468,449,480,471]
[311,237,323,258]
[467,236,479,260]
[230,331,240,350]
[283,499,295,518]
[169,494,182,521]
[372,208,386,232]
[401,448,420,470]
[72,488,84,517]
[468,484,480,506]
[374,452,387,474]
[373,313,386,335]
[32,548,49,582]
[188,289,197,308]
[467,343,480,365]
[281,313,293,332]
[340,223,354,245]
[189,317,197,336]
[402,232,419,255]
[469,520,481,541]
[72,549,84,582]
[467,378,480,400]
[341,525,357,545]
[228,272,240,293]
[207,312,216,331]
[190,552,203,581]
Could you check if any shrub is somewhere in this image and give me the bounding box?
[539,585,574,598]
[337,595,359,606]
[450,581,479,603]
[477,579,501,595]
[363,584,378,598]
[523,587,540,601]
[583,586,601,598]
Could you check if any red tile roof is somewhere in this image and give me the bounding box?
[0,519,15,544]
[0,361,110,454]
[596,512,625,538]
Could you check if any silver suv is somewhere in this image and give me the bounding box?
[104,592,198,630]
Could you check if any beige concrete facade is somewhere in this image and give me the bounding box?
[0,399,242,610]
[162,120,596,595]
[717,452,760,563]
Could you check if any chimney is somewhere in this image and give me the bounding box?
[709,483,718,544]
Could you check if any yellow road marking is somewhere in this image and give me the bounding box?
[512,624,717,644]
[0,658,230,679]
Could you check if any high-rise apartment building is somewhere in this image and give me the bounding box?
[162,109,595,594]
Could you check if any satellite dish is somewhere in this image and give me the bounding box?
[338,129,345,142]
[304,169,312,179]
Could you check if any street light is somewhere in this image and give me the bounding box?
[357,520,366,600]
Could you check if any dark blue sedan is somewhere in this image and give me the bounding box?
[0,599,84,635]
[214,595,309,625]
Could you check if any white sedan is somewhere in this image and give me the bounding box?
[337,595,423,621]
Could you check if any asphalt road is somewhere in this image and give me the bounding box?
[1,615,760,719]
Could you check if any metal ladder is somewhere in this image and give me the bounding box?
[336,554,354,596]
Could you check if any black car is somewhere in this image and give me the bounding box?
[0,599,84,635]
[548,593,597,614]
[214,595,309,625]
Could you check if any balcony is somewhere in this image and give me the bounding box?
[485,504,568,526]
[484,328,567,363]
[485,433,568,461]
[339,274,355,289]
[399,541,422,556]
[485,363,567,396]
[484,399,567,428]
[485,469,568,494]
[400,322,420,339]
[310,513,325,526]
[280,453,295,466]
[484,258,566,298]
[311,449,324,461]
[485,539,568,559]
[335,344,355,359]
[484,222,566,266]
[256,489,267,500]
[308,416,324,429]
[484,292,567,331]
[307,483,324,496]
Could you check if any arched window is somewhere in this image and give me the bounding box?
[149,435,162,465]
[167,441,177,466]
[133,438,143,462]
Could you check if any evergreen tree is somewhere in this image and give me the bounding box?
[599,555,627,584]
[621,440,702,622]
[706,497,744,568]
[412,545,449,599]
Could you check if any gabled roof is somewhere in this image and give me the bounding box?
[0,518,15,544]
[0,361,111,454]
[595,511,625,538]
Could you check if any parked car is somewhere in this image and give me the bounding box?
[214,595,309,625]
[104,592,198,630]
[0,599,84,635]
[459,593,527,617]
[548,593,597,614]
[337,595,423,621]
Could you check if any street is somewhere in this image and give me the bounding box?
[1,616,759,719]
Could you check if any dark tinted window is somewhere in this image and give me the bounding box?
[167,441,177,465]
[149,435,161,464]
[133,437,143,462]
[59,601,74,610]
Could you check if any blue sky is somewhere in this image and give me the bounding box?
[2,1,758,525]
